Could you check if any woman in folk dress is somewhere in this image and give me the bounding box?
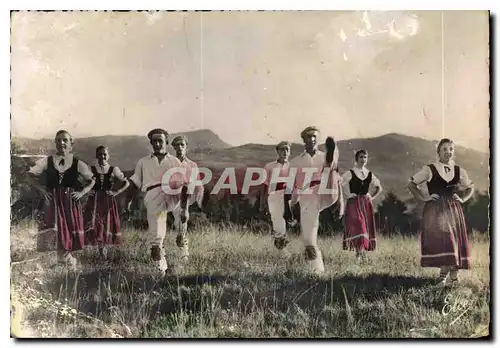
[27,130,95,270]
[84,146,129,258]
[341,149,383,261]
[407,138,474,285]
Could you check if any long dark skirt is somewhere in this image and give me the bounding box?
[36,188,85,252]
[419,197,471,269]
[83,191,121,246]
[342,195,377,252]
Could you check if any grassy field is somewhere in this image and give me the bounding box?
[10,221,490,338]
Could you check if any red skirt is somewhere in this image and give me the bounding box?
[342,195,377,251]
[419,197,470,269]
[83,191,121,246]
[36,188,85,252]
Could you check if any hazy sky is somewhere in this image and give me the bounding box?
[11,11,489,152]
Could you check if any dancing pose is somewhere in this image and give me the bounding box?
[27,130,95,270]
[124,128,184,275]
[341,149,382,261]
[262,141,297,250]
[289,126,343,274]
[83,146,129,258]
[407,138,474,285]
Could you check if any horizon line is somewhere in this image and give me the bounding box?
[10,130,488,153]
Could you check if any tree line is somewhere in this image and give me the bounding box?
[10,141,490,236]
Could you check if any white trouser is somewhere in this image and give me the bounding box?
[296,172,342,248]
[172,204,188,232]
[143,187,181,264]
[299,193,321,248]
[267,190,287,238]
[172,184,204,232]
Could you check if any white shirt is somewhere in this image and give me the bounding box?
[410,160,473,188]
[289,148,338,189]
[178,157,198,172]
[129,153,182,192]
[341,167,381,196]
[28,153,94,180]
[178,157,204,185]
[92,162,126,181]
[263,160,290,186]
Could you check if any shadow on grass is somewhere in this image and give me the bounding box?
[43,267,441,327]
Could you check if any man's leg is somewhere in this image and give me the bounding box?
[268,191,289,250]
[173,204,189,260]
[283,190,297,228]
[147,209,168,275]
[299,194,324,274]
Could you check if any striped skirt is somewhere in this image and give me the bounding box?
[419,198,471,269]
[342,195,377,251]
[36,188,85,252]
[83,191,121,246]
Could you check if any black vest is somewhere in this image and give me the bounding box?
[349,169,372,195]
[426,164,460,197]
[45,156,79,189]
[91,165,114,191]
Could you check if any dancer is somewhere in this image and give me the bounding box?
[262,141,297,250]
[341,149,382,261]
[289,126,344,274]
[83,145,129,258]
[407,138,474,285]
[27,130,95,270]
[170,135,204,261]
[124,128,184,275]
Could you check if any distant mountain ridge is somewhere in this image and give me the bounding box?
[12,129,231,170]
[12,131,489,200]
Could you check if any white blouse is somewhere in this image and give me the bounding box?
[341,167,381,196]
[410,160,473,188]
[28,153,94,180]
[92,162,126,181]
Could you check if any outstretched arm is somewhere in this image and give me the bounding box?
[124,180,140,212]
[125,160,143,211]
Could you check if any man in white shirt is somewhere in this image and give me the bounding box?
[289,126,344,274]
[171,135,204,261]
[262,141,297,250]
[125,128,184,276]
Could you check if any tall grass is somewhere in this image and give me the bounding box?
[10,222,490,338]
